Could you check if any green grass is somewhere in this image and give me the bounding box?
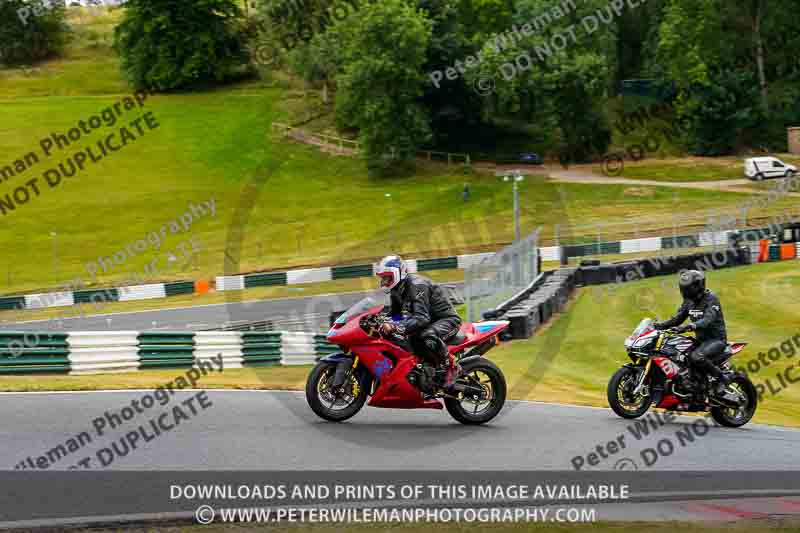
[592,158,745,182]
[1,11,797,300]
[3,261,799,428]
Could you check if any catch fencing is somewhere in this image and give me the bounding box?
[464,229,540,323]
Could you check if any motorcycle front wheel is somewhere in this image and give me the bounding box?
[444,359,506,425]
[305,362,368,422]
[607,366,652,419]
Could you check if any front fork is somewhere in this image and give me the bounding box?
[631,359,652,397]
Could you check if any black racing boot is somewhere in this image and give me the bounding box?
[713,372,736,400]
[432,360,455,391]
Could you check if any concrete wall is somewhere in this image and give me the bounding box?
[789,127,800,154]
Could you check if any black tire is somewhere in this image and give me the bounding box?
[755,172,765,181]
[785,170,795,178]
[607,366,652,419]
[710,374,758,427]
[305,362,368,422]
[445,359,506,425]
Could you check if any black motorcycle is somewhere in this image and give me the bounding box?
[607,318,758,427]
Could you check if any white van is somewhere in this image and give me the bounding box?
[744,157,797,181]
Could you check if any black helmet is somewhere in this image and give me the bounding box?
[679,270,706,301]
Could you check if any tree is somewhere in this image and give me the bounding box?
[655,0,800,152]
[114,0,247,91]
[464,0,613,162]
[334,0,433,175]
[0,0,68,67]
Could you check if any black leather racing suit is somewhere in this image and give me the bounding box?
[389,274,461,366]
[655,289,728,382]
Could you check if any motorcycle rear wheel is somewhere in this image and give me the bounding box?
[710,375,758,427]
[306,362,368,422]
[444,359,506,425]
[607,366,652,419]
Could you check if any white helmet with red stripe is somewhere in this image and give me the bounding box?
[375,255,407,293]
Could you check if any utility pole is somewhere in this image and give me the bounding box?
[497,170,524,242]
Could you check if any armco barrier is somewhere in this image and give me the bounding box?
[0,330,335,375]
[5,223,795,315]
[0,332,71,374]
[241,331,283,366]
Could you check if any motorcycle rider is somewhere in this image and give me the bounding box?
[374,255,462,390]
[654,270,732,398]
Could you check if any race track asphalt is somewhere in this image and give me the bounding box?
[1,290,375,332]
[2,390,798,471]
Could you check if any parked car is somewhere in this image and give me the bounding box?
[744,156,797,181]
[492,152,543,165]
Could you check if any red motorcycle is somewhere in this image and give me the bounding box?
[305,297,509,425]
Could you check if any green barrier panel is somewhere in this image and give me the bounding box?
[0,296,25,311]
[138,332,195,345]
[0,332,69,348]
[139,347,195,358]
[73,288,120,304]
[165,281,195,297]
[0,354,69,366]
[0,349,69,358]
[139,359,195,369]
[417,257,458,271]
[0,340,69,349]
[661,235,700,249]
[565,242,622,257]
[244,272,288,288]
[0,364,71,374]
[331,264,373,280]
[243,359,282,366]
[242,347,282,356]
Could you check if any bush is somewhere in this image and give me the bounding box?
[0,0,68,67]
[114,0,248,91]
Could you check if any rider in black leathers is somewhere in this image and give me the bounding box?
[654,270,731,397]
[375,255,461,387]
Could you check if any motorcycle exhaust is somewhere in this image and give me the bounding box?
[461,336,497,361]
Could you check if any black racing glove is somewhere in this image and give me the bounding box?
[673,324,694,334]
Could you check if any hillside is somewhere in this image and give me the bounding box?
[0,10,795,296]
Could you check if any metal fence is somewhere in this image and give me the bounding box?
[464,229,540,323]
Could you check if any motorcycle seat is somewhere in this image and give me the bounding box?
[447,331,468,345]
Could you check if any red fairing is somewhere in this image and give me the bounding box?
[326,308,508,410]
[730,343,748,354]
[652,356,681,379]
[657,395,680,409]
